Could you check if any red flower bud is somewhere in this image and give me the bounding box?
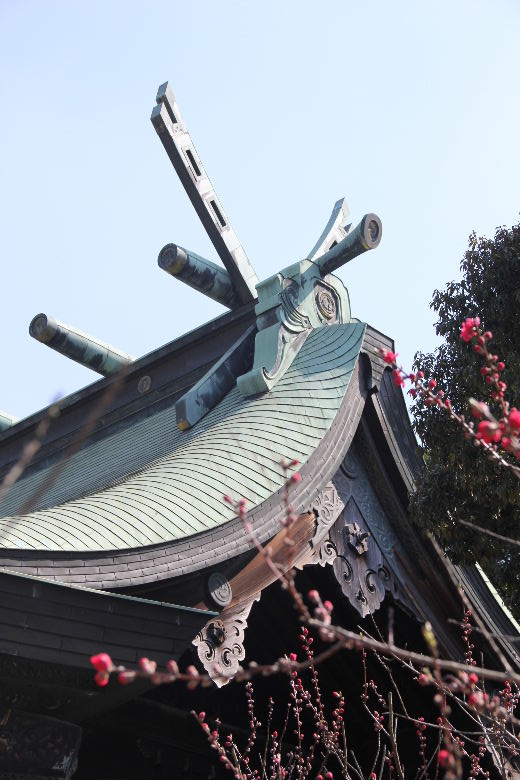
[94,670,110,687]
[90,653,113,672]
[498,361,505,371]
[438,750,451,767]
[509,409,520,430]
[477,420,501,444]
[323,600,333,612]
[380,349,398,364]
[290,472,302,483]
[393,369,405,388]
[469,691,485,708]
[139,657,157,675]
[308,589,320,604]
[428,379,437,389]
[460,318,476,343]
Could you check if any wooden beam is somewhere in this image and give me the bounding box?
[151,82,259,305]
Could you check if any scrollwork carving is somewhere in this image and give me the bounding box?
[328,498,391,617]
[306,483,346,554]
[193,594,260,688]
[304,495,397,618]
[312,534,338,567]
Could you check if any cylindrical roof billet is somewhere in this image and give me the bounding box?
[158,244,242,310]
[29,314,134,377]
[315,214,382,277]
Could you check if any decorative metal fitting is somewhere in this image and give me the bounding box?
[138,375,152,394]
[207,572,232,608]
[206,620,226,647]
[315,287,337,321]
[345,522,370,556]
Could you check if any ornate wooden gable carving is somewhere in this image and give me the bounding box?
[193,595,260,688]
[193,448,419,685]
[314,496,397,618]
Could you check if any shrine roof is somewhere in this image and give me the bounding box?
[0,322,365,552]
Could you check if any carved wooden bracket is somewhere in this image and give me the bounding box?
[313,497,397,617]
[305,482,346,557]
[192,468,399,685]
[192,594,260,687]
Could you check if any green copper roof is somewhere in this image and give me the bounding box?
[0,322,365,552]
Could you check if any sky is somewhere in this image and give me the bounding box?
[1,0,519,421]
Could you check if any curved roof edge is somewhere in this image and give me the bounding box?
[0,326,391,588]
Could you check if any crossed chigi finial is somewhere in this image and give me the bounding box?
[17,82,381,436]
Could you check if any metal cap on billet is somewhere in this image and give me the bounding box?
[314,214,382,277]
[29,314,134,377]
[158,244,243,310]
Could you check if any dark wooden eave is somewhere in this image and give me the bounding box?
[0,568,213,671]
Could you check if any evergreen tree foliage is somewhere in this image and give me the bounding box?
[411,221,520,608]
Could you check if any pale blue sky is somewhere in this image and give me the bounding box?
[1,0,519,420]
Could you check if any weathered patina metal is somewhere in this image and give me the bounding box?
[0,412,17,432]
[175,325,255,430]
[314,212,382,276]
[29,313,134,377]
[158,243,242,309]
[306,196,351,261]
[0,322,366,552]
[236,214,380,397]
[151,82,259,304]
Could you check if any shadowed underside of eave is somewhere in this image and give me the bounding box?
[0,323,366,554]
